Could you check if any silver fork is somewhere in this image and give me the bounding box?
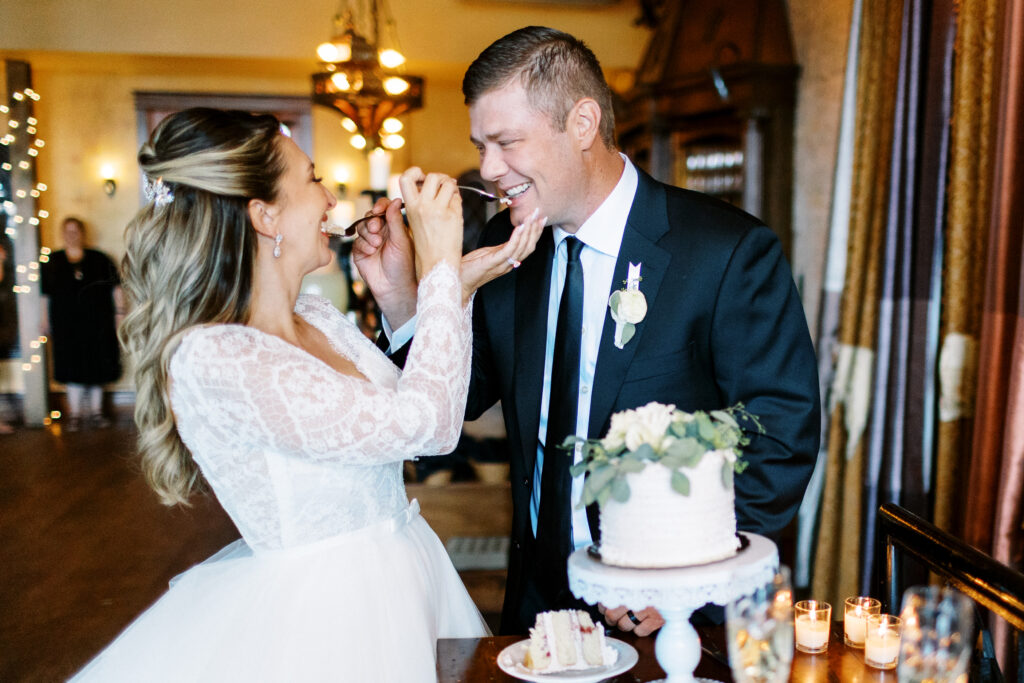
[328,185,507,237]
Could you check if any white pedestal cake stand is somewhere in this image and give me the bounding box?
[567,533,778,683]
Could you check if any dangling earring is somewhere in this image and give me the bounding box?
[273,233,283,258]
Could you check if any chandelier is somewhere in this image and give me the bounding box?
[311,0,424,151]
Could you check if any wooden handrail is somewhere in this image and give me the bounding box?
[876,503,1024,630]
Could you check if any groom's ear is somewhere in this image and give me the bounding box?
[568,97,602,152]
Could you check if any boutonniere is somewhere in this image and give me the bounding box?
[608,262,646,349]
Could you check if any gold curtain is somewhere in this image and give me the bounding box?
[812,0,905,608]
[934,0,999,534]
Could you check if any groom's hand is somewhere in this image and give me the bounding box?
[598,604,664,637]
[352,197,418,329]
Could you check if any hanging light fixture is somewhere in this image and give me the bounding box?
[311,0,424,151]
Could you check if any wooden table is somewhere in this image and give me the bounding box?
[437,622,899,682]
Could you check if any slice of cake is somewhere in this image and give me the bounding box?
[521,609,618,672]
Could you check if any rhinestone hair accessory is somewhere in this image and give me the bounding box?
[143,175,174,207]
[278,122,292,138]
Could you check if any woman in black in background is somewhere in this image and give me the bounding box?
[40,216,123,430]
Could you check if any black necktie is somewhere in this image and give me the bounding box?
[535,237,584,586]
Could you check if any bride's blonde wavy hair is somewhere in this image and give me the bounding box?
[120,108,285,505]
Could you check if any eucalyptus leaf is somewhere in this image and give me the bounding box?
[569,462,588,478]
[697,414,717,442]
[587,465,617,492]
[610,476,631,502]
[670,470,691,496]
[560,435,579,450]
[680,452,703,469]
[617,458,647,473]
[670,437,705,460]
[721,462,734,489]
[596,486,611,507]
[658,453,687,469]
[710,410,739,429]
[619,323,635,346]
[632,443,656,461]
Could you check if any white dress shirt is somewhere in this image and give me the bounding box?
[533,157,638,549]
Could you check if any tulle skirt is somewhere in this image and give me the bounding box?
[70,500,488,682]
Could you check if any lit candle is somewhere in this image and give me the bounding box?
[795,600,831,654]
[844,611,866,645]
[796,616,830,650]
[843,596,880,648]
[863,614,901,670]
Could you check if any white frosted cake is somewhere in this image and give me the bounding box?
[598,449,740,568]
[521,609,618,672]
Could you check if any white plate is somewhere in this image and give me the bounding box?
[496,638,638,682]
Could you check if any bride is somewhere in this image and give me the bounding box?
[71,108,543,681]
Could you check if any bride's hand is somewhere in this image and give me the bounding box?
[460,208,546,304]
[398,168,462,277]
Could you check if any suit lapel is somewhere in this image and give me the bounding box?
[513,227,555,477]
[588,174,672,438]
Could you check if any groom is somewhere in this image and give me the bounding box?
[355,26,820,636]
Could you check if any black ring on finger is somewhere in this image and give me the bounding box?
[626,610,641,626]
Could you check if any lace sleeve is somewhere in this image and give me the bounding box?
[170,262,472,464]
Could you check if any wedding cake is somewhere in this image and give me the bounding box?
[599,450,740,567]
[568,402,758,569]
[521,609,617,672]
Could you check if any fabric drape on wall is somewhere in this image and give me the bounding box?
[963,0,1024,672]
[812,0,959,605]
[934,0,1000,536]
[965,0,1024,561]
[812,0,905,609]
[859,0,959,591]
[794,0,862,590]
[859,0,933,589]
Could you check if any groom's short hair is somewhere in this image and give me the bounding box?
[462,26,617,148]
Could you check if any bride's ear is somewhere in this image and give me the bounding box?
[248,199,278,236]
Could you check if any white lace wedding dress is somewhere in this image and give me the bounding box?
[70,264,488,682]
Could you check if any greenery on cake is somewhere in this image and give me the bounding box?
[565,401,763,509]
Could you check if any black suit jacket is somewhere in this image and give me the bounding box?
[463,169,820,634]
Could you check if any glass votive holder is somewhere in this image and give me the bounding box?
[794,600,831,654]
[843,596,881,648]
[864,614,901,670]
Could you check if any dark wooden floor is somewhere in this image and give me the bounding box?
[0,416,240,682]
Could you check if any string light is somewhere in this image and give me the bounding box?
[5,87,53,383]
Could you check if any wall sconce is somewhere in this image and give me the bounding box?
[333,165,351,197]
[100,163,117,197]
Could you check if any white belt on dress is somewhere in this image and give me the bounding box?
[255,498,422,559]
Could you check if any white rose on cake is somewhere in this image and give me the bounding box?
[603,401,676,452]
[564,401,763,568]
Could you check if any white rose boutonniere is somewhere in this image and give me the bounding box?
[608,262,646,349]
